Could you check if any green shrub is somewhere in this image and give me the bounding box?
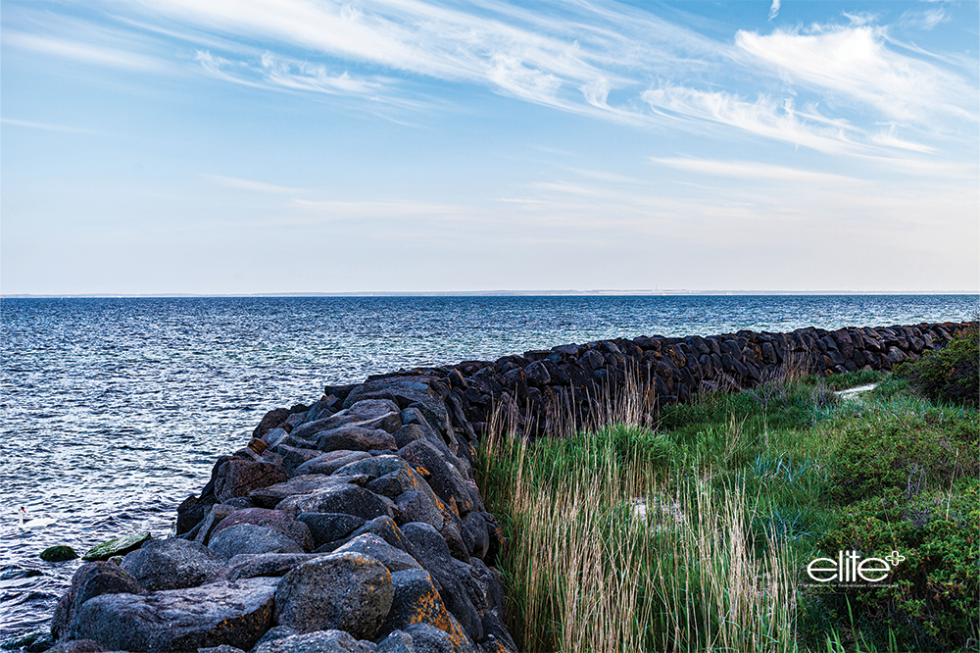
[812,479,979,651]
[829,411,978,504]
[897,328,979,408]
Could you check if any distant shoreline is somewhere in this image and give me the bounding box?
[4,290,978,299]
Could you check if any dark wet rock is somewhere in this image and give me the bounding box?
[398,442,481,516]
[119,538,226,590]
[208,508,314,552]
[467,557,505,617]
[82,532,152,562]
[297,512,366,548]
[193,504,239,546]
[40,545,78,562]
[479,611,517,653]
[51,563,147,642]
[252,630,375,653]
[461,513,489,561]
[253,408,290,439]
[378,569,470,643]
[206,553,328,583]
[279,446,324,475]
[292,400,401,441]
[68,577,278,651]
[221,497,256,509]
[315,426,398,453]
[3,630,56,653]
[292,450,372,476]
[208,524,304,558]
[274,552,393,640]
[394,491,444,531]
[250,473,369,508]
[337,455,432,499]
[334,534,421,573]
[276,484,394,521]
[349,516,411,552]
[401,523,482,643]
[404,623,476,653]
[214,460,289,502]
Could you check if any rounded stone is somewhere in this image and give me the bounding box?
[275,551,394,640]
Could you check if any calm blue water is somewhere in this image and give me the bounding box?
[0,295,976,641]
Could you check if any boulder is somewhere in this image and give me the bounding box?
[274,552,394,640]
[397,442,481,516]
[297,513,366,548]
[209,508,314,552]
[378,569,469,642]
[193,504,240,546]
[349,516,411,553]
[249,474,368,508]
[40,545,78,562]
[394,491,444,531]
[207,553,327,583]
[315,426,398,453]
[214,460,289,502]
[293,450,372,476]
[401,523,482,642]
[119,538,226,590]
[334,534,421,573]
[275,485,394,521]
[51,563,146,642]
[252,630,375,653]
[335,455,432,500]
[292,399,401,441]
[382,624,475,653]
[67,577,279,651]
[82,532,152,561]
[208,524,304,558]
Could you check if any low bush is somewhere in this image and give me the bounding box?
[812,479,979,651]
[897,327,979,408]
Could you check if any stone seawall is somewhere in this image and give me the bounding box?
[48,321,975,653]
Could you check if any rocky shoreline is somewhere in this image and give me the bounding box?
[45,320,974,653]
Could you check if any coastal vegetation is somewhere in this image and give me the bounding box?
[478,330,979,652]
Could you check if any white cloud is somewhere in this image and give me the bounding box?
[768,0,781,21]
[642,86,865,154]
[3,31,165,72]
[202,174,306,194]
[650,157,867,185]
[1,118,102,135]
[735,25,976,125]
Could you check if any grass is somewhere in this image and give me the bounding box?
[478,355,979,652]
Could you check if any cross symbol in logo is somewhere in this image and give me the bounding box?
[885,551,906,566]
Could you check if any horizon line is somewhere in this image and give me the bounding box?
[3,290,979,299]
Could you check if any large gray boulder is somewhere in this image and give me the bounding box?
[378,569,469,642]
[333,534,421,573]
[296,513,365,549]
[315,426,398,453]
[119,538,226,591]
[214,460,289,502]
[252,629,375,653]
[208,508,314,551]
[51,563,146,642]
[206,553,328,583]
[292,450,371,476]
[208,524,304,558]
[335,455,433,501]
[274,552,393,640]
[67,577,279,651]
[377,624,475,653]
[275,485,394,521]
[249,475,368,509]
[401,523,483,643]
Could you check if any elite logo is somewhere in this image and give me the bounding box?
[806,550,906,583]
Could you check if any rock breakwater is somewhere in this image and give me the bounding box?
[48,321,974,653]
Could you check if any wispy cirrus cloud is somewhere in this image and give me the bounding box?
[649,157,868,185]
[734,25,975,124]
[202,174,306,194]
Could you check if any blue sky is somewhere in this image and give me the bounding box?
[2,0,977,294]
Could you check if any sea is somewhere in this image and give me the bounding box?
[1,294,977,643]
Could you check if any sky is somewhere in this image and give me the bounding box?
[1,0,978,295]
